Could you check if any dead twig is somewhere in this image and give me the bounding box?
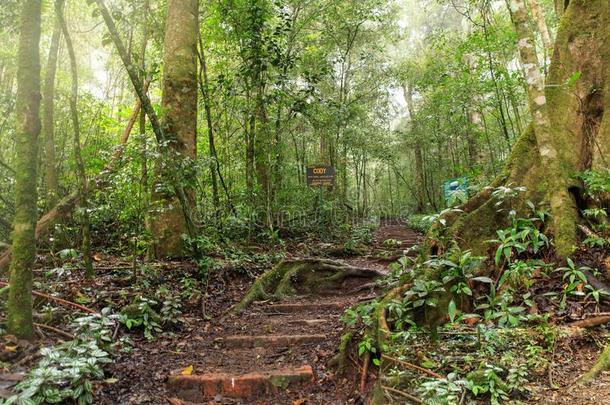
[0,281,96,314]
[34,322,75,340]
[381,385,422,403]
[381,354,443,379]
[360,352,370,393]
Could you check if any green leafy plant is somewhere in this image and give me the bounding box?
[3,311,117,405]
[558,258,588,296]
[497,259,543,290]
[119,297,163,341]
[490,213,549,268]
[465,364,510,405]
[341,300,378,328]
[4,341,110,405]
[418,372,465,404]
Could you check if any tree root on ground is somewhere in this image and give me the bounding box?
[231,258,385,313]
[577,343,610,385]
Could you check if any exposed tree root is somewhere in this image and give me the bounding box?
[360,351,371,393]
[232,258,385,313]
[381,385,422,404]
[328,331,353,375]
[577,343,610,385]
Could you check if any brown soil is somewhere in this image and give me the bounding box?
[530,329,610,404]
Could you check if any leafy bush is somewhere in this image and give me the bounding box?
[407,214,431,234]
[3,311,118,405]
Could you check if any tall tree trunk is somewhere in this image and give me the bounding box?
[7,0,42,339]
[148,0,198,258]
[56,0,93,277]
[507,0,577,255]
[246,110,255,203]
[403,84,426,213]
[139,0,150,244]
[42,2,62,206]
[447,0,608,257]
[93,0,197,246]
[529,0,553,53]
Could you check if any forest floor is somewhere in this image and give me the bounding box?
[97,219,420,404]
[1,220,610,404]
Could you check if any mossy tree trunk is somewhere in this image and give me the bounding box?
[448,0,609,257]
[56,0,93,277]
[41,1,62,206]
[148,0,198,258]
[7,0,42,339]
[94,0,198,257]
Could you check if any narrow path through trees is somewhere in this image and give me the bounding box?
[166,220,420,403]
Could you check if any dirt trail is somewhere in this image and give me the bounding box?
[165,219,420,404]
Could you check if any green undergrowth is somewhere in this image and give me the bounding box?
[342,178,610,404]
[1,310,119,405]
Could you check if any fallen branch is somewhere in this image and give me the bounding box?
[0,281,96,314]
[35,322,75,340]
[0,318,74,340]
[381,354,442,379]
[578,224,600,238]
[381,385,422,403]
[568,315,610,329]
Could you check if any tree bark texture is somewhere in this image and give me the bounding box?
[7,0,42,339]
[448,0,609,257]
[148,0,198,258]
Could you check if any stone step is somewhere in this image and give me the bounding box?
[216,334,327,349]
[281,318,331,326]
[262,302,345,313]
[168,365,314,402]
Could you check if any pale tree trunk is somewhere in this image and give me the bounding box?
[446,0,608,257]
[7,0,42,339]
[42,2,62,206]
[528,0,553,53]
[148,0,198,258]
[56,0,93,277]
[507,0,577,255]
[554,0,568,19]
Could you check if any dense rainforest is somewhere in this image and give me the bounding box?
[0,0,609,403]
